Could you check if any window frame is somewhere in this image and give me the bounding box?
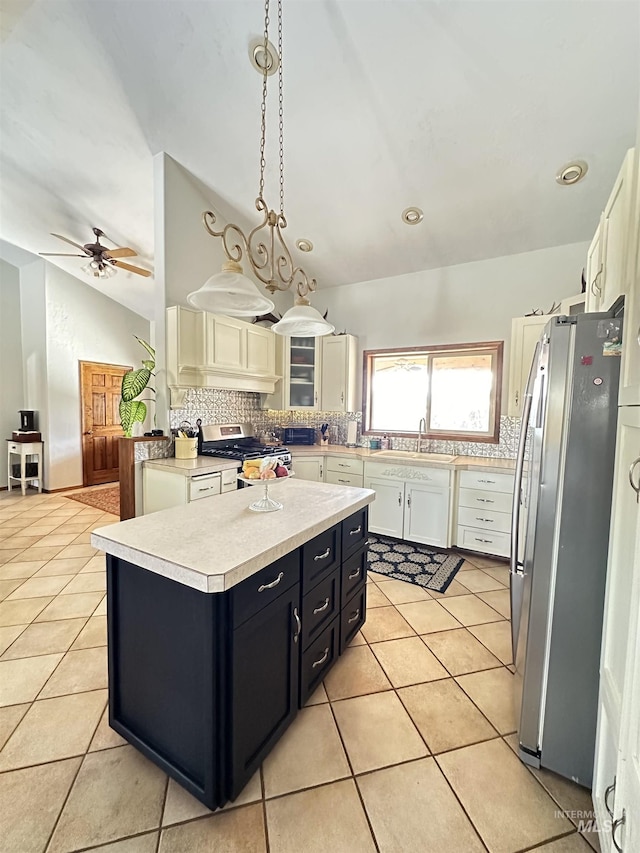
[362,340,504,443]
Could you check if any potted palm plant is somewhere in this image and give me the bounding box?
[119,336,156,437]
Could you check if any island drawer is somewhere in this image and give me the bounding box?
[326,456,364,476]
[340,585,367,652]
[341,547,367,605]
[458,487,513,515]
[341,507,368,558]
[459,470,514,494]
[457,505,511,534]
[302,524,341,593]
[231,549,300,628]
[301,569,340,650]
[300,616,339,706]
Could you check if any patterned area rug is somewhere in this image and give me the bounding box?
[67,486,120,516]
[367,534,464,593]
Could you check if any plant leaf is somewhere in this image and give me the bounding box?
[135,336,156,361]
[141,359,155,371]
[121,368,151,402]
[119,400,147,437]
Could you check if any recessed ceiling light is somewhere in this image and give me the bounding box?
[296,238,313,252]
[556,160,588,186]
[402,207,424,225]
[249,37,279,76]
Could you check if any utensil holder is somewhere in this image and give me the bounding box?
[174,437,198,459]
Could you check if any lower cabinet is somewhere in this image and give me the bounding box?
[455,469,515,558]
[107,508,368,810]
[292,455,324,482]
[364,461,451,547]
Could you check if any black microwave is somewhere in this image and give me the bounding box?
[283,427,316,445]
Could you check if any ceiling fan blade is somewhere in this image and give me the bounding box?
[51,233,90,253]
[39,252,87,257]
[104,247,136,259]
[112,260,152,277]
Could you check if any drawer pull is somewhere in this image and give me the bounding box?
[314,547,331,561]
[293,607,301,644]
[347,608,361,624]
[348,567,361,580]
[313,597,330,615]
[476,498,495,504]
[612,809,625,852]
[312,647,330,668]
[475,517,494,523]
[477,479,496,484]
[338,463,349,468]
[258,571,284,592]
[349,525,362,535]
[338,479,350,484]
[197,486,216,492]
[474,537,493,544]
[605,778,616,818]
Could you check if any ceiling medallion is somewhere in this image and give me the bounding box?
[188,0,333,337]
[402,207,424,225]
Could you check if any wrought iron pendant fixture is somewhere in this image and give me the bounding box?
[188,0,334,337]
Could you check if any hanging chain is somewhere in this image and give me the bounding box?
[258,0,270,201]
[278,0,285,216]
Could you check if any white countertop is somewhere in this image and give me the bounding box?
[143,457,241,476]
[92,479,375,594]
[288,444,516,474]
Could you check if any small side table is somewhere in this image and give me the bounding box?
[7,440,44,496]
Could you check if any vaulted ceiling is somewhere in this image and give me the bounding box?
[1,0,638,319]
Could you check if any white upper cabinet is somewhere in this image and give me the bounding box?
[585,217,604,313]
[507,315,549,417]
[320,335,358,412]
[600,149,635,312]
[166,306,279,393]
[619,146,640,406]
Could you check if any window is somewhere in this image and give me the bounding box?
[363,341,503,442]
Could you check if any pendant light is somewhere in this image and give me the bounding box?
[189,0,333,336]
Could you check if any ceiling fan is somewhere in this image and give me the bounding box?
[39,227,151,279]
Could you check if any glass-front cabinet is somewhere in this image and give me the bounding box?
[285,337,322,410]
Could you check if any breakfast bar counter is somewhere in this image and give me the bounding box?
[91,481,374,810]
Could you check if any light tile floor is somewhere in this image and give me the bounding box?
[0,489,601,853]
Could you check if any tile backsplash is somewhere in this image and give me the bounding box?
[170,388,519,459]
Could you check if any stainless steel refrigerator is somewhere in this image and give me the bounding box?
[510,312,622,787]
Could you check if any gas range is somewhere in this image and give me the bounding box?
[198,423,292,467]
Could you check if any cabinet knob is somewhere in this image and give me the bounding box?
[515,390,519,407]
[83,430,93,436]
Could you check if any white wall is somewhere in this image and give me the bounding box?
[290,241,589,407]
[0,260,25,488]
[43,264,150,491]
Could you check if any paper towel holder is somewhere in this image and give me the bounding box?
[346,421,358,447]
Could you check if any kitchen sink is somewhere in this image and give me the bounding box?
[373,450,457,463]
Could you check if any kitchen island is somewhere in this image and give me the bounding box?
[91,479,374,809]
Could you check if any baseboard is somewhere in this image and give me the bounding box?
[43,485,85,494]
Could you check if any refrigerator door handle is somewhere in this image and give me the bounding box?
[510,341,540,577]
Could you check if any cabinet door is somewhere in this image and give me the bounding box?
[207,315,245,369]
[166,306,204,386]
[320,335,357,412]
[593,407,640,837]
[404,483,449,547]
[365,478,404,538]
[619,147,640,406]
[600,149,634,312]
[286,337,321,409]
[585,220,604,313]
[246,325,275,375]
[507,315,548,417]
[292,457,323,482]
[228,583,300,799]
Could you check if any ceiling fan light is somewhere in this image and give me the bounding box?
[187,261,275,318]
[271,299,335,337]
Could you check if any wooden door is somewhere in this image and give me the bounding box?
[80,361,131,486]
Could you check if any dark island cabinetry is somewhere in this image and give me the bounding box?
[107,507,368,809]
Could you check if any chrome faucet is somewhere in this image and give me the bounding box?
[417,417,426,454]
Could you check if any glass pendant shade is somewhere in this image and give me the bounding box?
[187,260,275,318]
[271,298,335,337]
[81,261,116,279]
